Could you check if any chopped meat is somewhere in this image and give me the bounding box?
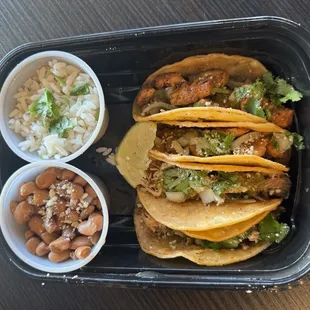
[195,69,229,87]
[170,69,229,106]
[170,79,214,106]
[266,140,286,158]
[141,209,168,234]
[271,108,294,128]
[153,73,185,89]
[258,175,291,198]
[251,137,270,157]
[274,149,291,166]
[135,87,156,106]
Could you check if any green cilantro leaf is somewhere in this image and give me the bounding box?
[193,102,205,107]
[29,89,60,126]
[49,116,74,138]
[211,172,240,196]
[264,106,272,120]
[70,83,90,96]
[202,132,235,156]
[202,237,241,250]
[258,214,290,243]
[245,98,266,119]
[262,72,303,105]
[285,132,305,151]
[53,74,66,86]
[163,168,209,195]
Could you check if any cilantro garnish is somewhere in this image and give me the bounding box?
[49,116,75,138]
[262,72,303,106]
[285,132,305,151]
[211,172,240,196]
[29,89,60,126]
[70,83,90,96]
[53,74,66,86]
[258,214,290,243]
[202,132,235,156]
[231,72,303,118]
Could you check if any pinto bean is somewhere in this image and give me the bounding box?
[35,242,50,256]
[77,220,97,236]
[24,230,34,240]
[45,167,62,178]
[80,205,95,220]
[25,237,41,255]
[10,200,18,214]
[33,189,49,206]
[20,182,37,196]
[48,250,71,263]
[89,213,103,231]
[49,236,70,253]
[28,215,45,235]
[73,175,87,187]
[41,232,60,245]
[36,172,57,189]
[60,169,76,181]
[89,231,101,245]
[13,201,36,224]
[75,246,91,259]
[70,236,92,250]
[85,184,97,198]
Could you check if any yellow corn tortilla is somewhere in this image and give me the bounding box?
[134,207,271,266]
[157,121,285,133]
[133,54,268,122]
[182,211,270,242]
[148,151,285,175]
[134,107,269,123]
[137,188,281,231]
[149,149,288,172]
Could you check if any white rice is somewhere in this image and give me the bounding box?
[8,60,99,159]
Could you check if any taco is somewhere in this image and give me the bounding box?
[133,54,303,128]
[134,197,289,265]
[151,122,304,172]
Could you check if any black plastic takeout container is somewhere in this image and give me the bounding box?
[0,16,310,290]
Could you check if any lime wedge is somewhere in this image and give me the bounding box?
[116,122,157,188]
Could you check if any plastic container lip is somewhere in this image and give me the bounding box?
[0,161,109,273]
[0,50,107,163]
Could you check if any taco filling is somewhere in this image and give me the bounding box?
[142,161,290,204]
[153,126,304,166]
[136,68,302,128]
[139,207,289,250]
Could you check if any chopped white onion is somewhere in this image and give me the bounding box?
[232,132,262,150]
[166,192,187,203]
[272,133,293,152]
[198,188,217,204]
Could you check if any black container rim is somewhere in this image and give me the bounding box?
[1,16,310,290]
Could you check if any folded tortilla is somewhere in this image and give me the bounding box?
[133,54,268,123]
[134,207,271,266]
[137,188,281,231]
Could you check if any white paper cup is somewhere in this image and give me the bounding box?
[0,162,109,273]
[0,50,108,163]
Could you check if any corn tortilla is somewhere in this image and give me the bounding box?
[133,54,268,122]
[149,149,288,172]
[182,211,270,242]
[137,188,281,231]
[134,207,271,266]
